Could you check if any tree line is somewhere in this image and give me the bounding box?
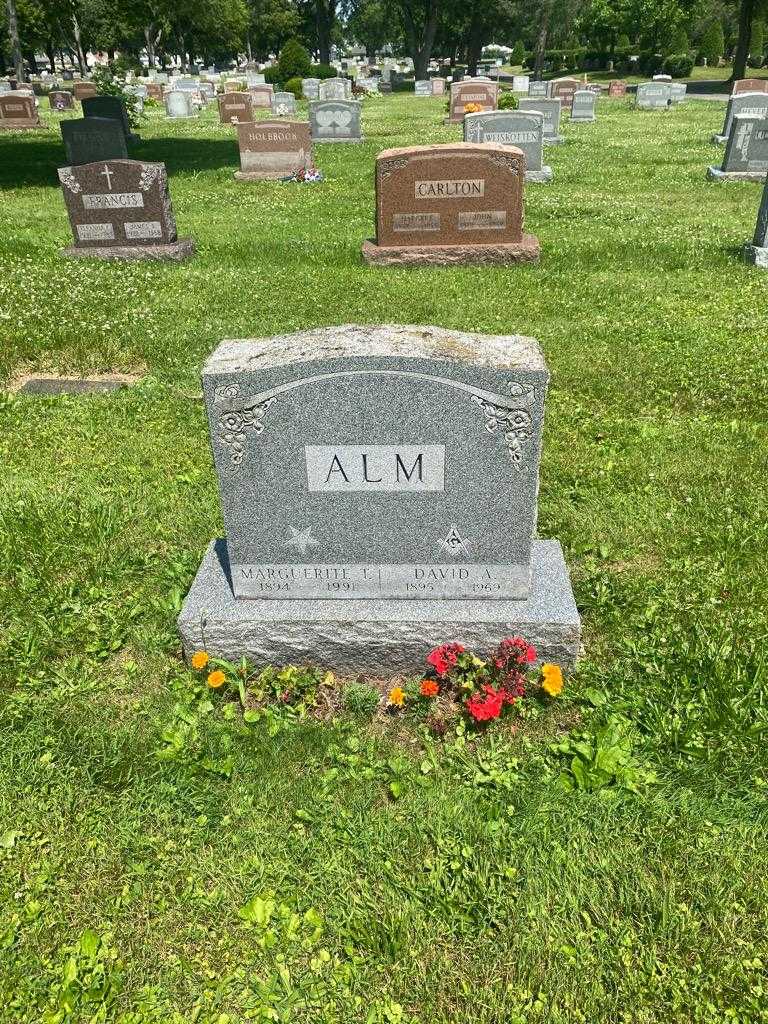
[2,0,765,83]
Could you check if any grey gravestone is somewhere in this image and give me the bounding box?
[165,90,195,118]
[81,95,139,143]
[528,81,548,98]
[570,90,596,123]
[636,82,671,109]
[712,91,768,145]
[302,78,320,100]
[61,117,128,166]
[518,97,563,144]
[271,90,296,116]
[319,78,348,101]
[414,79,431,96]
[57,158,194,261]
[309,99,362,143]
[743,175,768,266]
[512,75,530,93]
[669,82,687,104]
[464,109,552,183]
[178,324,580,675]
[49,90,74,111]
[708,113,768,180]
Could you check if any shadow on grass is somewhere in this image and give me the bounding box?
[0,135,239,189]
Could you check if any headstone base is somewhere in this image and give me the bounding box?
[234,169,293,181]
[0,119,41,129]
[361,235,541,267]
[178,538,581,676]
[526,166,553,183]
[743,243,768,267]
[61,238,195,262]
[569,115,595,123]
[707,166,767,182]
[543,135,565,145]
[313,136,363,143]
[711,133,727,145]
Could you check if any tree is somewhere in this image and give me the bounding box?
[394,0,440,79]
[312,0,336,64]
[247,0,300,59]
[749,14,763,57]
[5,0,23,78]
[511,38,525,64]
[731,0,756,77]
[347,0,395,60]
[670,24,689,50]
[278,35,310,76]
[699,17,724,63]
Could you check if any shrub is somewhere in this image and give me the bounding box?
[278,38,311,81]
[511,40,526,66]
[699,20,725,66]
[670,27,690,55]
[663,53,694,77]
[264,66,281,85]
[284,76,303,99]
[616,33,631,49]
[497,90,518,110]
[90,63,142,128]
[310,63,336,80]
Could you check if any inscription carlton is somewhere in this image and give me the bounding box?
[305,445,445,492]
[415,179,485,199]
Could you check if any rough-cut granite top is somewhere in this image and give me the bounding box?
[204,324,546,375]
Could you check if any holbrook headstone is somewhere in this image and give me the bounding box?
[636,82,671,109]
[570,89,596,122]
[61,117,128,165]
[309,99,362,143]
[271,91,296,116]
[464,109,552,183]
[708,112,768,181]
[218,92,253,124]
[361,142,540,266]
[712,91,768,144]
[518,97,563,144]
[57,159,194,261]
[0,94,40,129]
[235,120,312,180]
[743,175,768,266]
[82,95,138,143]
[49,90,74,111]
[177,324,580,675]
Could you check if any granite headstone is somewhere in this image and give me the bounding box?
[570,89,596,122]
[518,97,563,144]
[464,109,551,183]
[708,112,768,180]
[61,117,128,165]
[218,92,253,124]
[0,94,40,128]
[82,95,138,143]
[309,99,362,142]
[636,82,671,109]
[712,91,768,144]
[235,120,312,180]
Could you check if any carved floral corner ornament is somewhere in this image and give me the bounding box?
[471,380,536,471]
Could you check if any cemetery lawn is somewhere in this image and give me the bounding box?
[1,95,767,1024]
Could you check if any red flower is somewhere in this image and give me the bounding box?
[426,642,465,677]
[466,685,505,722]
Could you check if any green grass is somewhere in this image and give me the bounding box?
[1,94,767,1023]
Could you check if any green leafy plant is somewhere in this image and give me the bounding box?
[497,90,518,110]
[552,717,657,793]
[90,63,142,128]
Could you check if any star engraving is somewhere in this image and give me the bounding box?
[439,525,470,559]
[283,525,320,555]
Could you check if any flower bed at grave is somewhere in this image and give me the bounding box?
[188,637,564,736]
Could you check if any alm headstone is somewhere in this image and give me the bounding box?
[570,89,596,123]
[271,91,296,116]
[73,82,97,102]
[414,79,432,96]
[636,82,671,109]
[178,324,580,675]
[518,97,563,144]
[550,78,580,110]
[361,142,540,267]
[608,80,627,98]
[743,175,768,266]
[82,95,138,144]
[235,120,312,180]
[447,80,499,122]
[0,94,40,129]
[302,78,320,100]
[707,113,768,181]
[218,92,253,124]
[165,90,196,118]
[464,109,552,183]
[309,99,362,143]
[61,117,128,165]
[512,75,530,94]
[712,91,768,144]
[248,84,274,109]
[49,90,74,111]
[57,158,194,261]
[733,78,768,96]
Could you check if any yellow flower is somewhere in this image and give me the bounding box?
[388,686,406,707]
[191,651,209,670]
[207,669,226,689]
[322,671,335,686]
[540,663,564,697]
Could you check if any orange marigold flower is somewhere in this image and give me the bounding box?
[420,679,439,698]
[207,669,226,689]
[388,686,406,707]
[540,663,564,697]
[191,651,210,670]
